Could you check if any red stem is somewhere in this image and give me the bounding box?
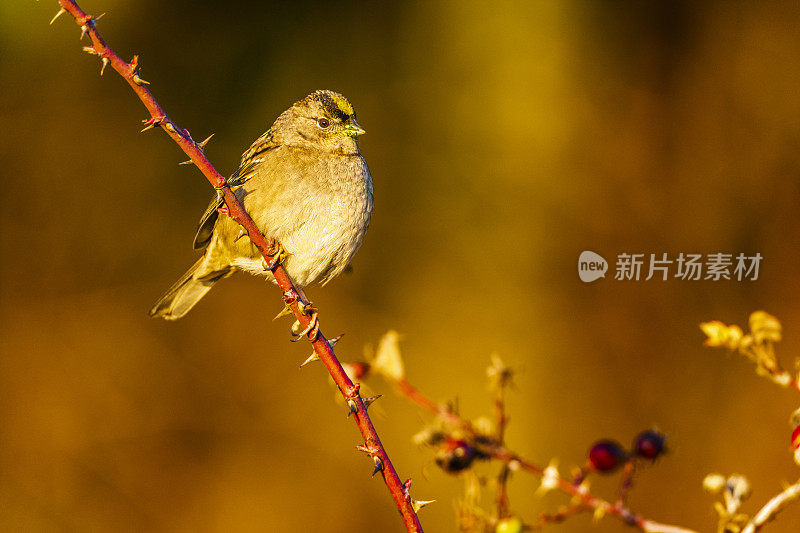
[394,376,697,532]
[494,380,510,518]
[54,1,422,530]
[616,460,636,507]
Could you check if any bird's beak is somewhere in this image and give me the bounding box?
[342,117,366,137]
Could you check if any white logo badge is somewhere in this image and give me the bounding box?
[578,251,608,282]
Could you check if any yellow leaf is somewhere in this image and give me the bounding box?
[749,310,782,344]
[372,330,405,381]
[700,321,742,349]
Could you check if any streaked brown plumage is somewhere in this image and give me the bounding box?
[150,90,373,320]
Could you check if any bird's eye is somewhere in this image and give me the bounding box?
[317,117,330,128]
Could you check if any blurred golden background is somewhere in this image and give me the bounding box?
[2,1,800,531]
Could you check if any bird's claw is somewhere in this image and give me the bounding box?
[290,311,319,342]
[263,241,287,271]
[297,300,315,316]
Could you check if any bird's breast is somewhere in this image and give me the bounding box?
[246,153,372,287]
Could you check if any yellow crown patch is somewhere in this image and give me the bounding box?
[330,93,354,116]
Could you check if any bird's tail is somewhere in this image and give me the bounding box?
[149,255,232,320]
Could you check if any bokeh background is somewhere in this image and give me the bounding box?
[2,1,800,531]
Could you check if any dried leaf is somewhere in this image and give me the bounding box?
[372,330,405,381]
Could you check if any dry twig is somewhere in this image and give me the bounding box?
[741,479,800,533]
[386,356,696,532]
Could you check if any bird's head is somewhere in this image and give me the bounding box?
[274,89,365,154]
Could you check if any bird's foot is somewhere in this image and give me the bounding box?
[290,307,319,342]
[296,299,315,316]
[263,241,288,271]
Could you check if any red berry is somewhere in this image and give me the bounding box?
[588,439,627,472]
[791,425,800,450]
[633,429,667,460]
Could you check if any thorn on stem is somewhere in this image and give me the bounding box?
[132,72,150,85]
[140,116,165,133]
[198,133,215,150]
[300,334,342,368]
[402,479,413,500]
[49,8,66,25]
[355,444,385,477]
[372,456,384,476]
[128,57,150,85]
[355,444,372,455]
[344,382,363,415]
[78,13,104,40]
[361,395,382,411]
[411,499,435,513]
[100,57,109,76]
[328,334,344,349]
[272,304,293,322]
[345,382,361,400]
[355,444,385,476]
[299,352,319,368]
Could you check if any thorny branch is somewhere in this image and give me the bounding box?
[489,355,512,520]
[363,311,800,532]
[488,448,696,532]
[363,335,697,533]
[50,1,423,530]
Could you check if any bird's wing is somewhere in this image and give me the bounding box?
[192,194,222,250]
[192,131,280,250]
